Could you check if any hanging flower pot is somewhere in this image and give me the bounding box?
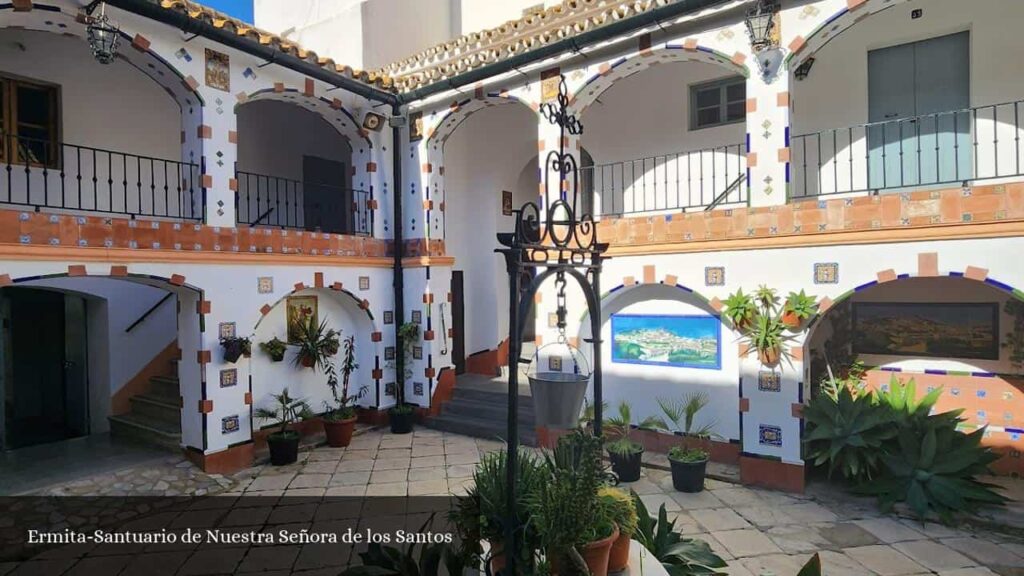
[758,346,781,367]
[780,309,802,330]
[526,341,591,430]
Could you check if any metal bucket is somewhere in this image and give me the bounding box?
[528,372,589,429]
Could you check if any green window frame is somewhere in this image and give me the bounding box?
[689,76,746,131]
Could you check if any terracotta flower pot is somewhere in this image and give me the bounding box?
[552,525,619,576]
[323,416,357,447]
[758,346,780,367]
[608,529,631,573]
[781,309,803,330]
[488,540,506,575]
[300,354,315,368]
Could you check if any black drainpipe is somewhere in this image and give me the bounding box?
[391,104,405,407]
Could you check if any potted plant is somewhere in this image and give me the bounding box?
[451,448,546,574]
[657,392,716,493]
[322,335,366,447]
[254,388,312,466]
[220,336,251,364]
[722,289,757,331]
[631,493,728,573]
[751,312,786,366]
[292,316,340,369]
[532,430,618,576]
[598,486,638,572]
[259,336,287,362]
[389,321,420,434]
[604,401,659,482]
[782,289,818,330]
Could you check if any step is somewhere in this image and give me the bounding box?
[149,375,180,399]
[108,413,181,452]
[128,393,182,427]
[441,397,536,425]
[424,413,538,446]
[450,386,532,406]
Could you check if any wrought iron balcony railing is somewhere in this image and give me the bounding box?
[235,170,373,237]
[580,142,748,217]
[1,133,203,220]
[791,100,1024,199]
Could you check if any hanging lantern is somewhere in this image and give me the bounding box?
[526,337,591,429]
[87,3,121,65]
[744,0,777,53]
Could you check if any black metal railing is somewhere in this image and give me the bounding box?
[235,170,372,236]
[580,142,748,217]
[791,100,1024,199]
[1,133,203,220]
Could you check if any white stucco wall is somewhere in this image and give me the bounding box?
[790,0,1024,196]
[443,103,539,355]
[249,287,375,421]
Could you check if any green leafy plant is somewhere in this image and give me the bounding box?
[530,429,615,573]
[220,336,251,363]
[598,486,638,538]
[452,448,546,570]
[722,288,757,330]
[392,321,420,410]
[783,289,819,324]
[750,312,787,366]
[754,284,780,311]
[798,553,823,576]
[803,383,896,481]
[324,334,365,421]
[656,391,716,437]
[818,359,867,401]
[668,445,708,463]
[631,491,727,575]
[339,515,471,576]
[254,388,313,437]
[291,316,340,370]
[853,425,1007,523]
[258,336,287,362]
[604,401,660,456]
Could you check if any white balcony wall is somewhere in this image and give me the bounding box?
[581,60,747,216]
[791,0,1024,198]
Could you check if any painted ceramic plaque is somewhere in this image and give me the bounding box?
[611,314,721,369]
[204,48,230,92]
[852,302,999,360]
[286,295,318,344]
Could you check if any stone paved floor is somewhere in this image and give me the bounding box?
[0,427,1022,575]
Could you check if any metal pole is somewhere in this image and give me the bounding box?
[591,255,603,438]
[505,250,523,575]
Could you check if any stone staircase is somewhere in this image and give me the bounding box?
[108,364,182,451]
[424,373,539,446]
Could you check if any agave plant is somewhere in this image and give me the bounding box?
[854,425,1007,523]
[874,377,963,431]
[631,491,727,575]
[722,289,758,330]
[802,384,897,481]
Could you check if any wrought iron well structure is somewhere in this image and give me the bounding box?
[495,75,609,574]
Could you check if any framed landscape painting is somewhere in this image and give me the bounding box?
[852,302,999,360]
[611,314,721,369]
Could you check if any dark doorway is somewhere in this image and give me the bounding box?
[3,288,89,450]
[451,271,466,375]
[302,155,350,234]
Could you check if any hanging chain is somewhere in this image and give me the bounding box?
[555,271,568,344]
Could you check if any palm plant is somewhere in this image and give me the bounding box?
[254,388,313,437]
[291,316,340,370]
[604,401,661,455]
[656,392,716,438]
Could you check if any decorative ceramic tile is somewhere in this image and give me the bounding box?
[757,371,781,392]
[411,310,422,324]
[409,111,424,142]
[204,48,230,92]
[413,382,424,396]
[359,276,370,291]
[220,369,237,388]
[758,424,783,447]
[413,346,423,360]
[383,311,394,325]
[548,312,559,328]
[813,262,839,284]
[951,387,961,397]
[257,276,273,294]
[218,322,236,339]
[221,415,240,434]
[977,389,987,398]
[704,266,725,286]
[548,356,563,372]
[385,346,396,361]
[385,382,396,397]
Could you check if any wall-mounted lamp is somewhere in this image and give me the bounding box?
[794,57,815,81]
[744,0,778,52]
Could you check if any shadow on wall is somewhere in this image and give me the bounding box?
[576,283,741,441]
